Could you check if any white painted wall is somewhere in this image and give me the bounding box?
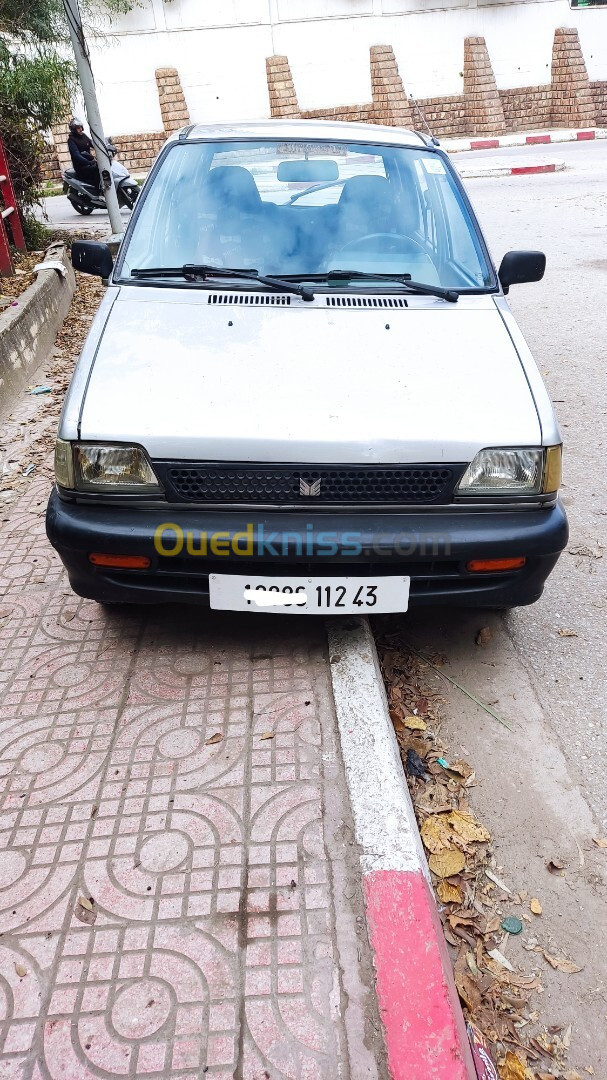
[88,0,607,135]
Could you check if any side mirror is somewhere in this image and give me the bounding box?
[71,240,114,279]
[498,250,546,293]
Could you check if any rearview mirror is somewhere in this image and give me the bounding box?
[498,250,546,293]
[277,160,339,183]
[72,240,114,279]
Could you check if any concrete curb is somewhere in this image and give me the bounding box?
[0,242,75,416]
[457,158,565,180]
[443,126,607,153]
[327,617,476,1080]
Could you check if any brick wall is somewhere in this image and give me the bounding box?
[40,144,62,183]
[302,105,374,123]
[41,27,606,182]
[590,80,607,126]
[413,96,467,140]
[500,86,553,132]
[110,133,166,174]
[267,29,603,144]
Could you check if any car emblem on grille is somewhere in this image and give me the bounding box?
[299,477,322,497]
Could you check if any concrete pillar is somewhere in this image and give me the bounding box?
[463,37,506,136]
[369,46,414,128]
[550,27,596,129]
[266,55,300,118]
[155,68,191,134]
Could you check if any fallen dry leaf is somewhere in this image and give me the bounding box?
[205,732,223,745]
[447,809,490,844]
[259,732,275,741]
[475,626,492,647]
[498,1051,526,1080]
[445,759,475,784]
[437,880,464,904]
[592,836,607,848]
[562,1073,584,1080]
[78,896,93,911]
[420,814,453,854]
[428,849,466,878]
[546,859,565,874]
[456,971,481,1011]
[14,963,27,978]
[557,628,578,637]
[403,715,427,731]
[530,897,542,915]
[541,951,583,973]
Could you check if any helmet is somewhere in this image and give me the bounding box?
[69,117,84,134]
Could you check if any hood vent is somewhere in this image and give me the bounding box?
[207,292,291,305]
[326,295,407,308]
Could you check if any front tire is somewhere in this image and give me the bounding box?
[68,196,94,216]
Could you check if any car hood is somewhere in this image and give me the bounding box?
[79,289,541,463]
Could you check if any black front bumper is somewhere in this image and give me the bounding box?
[46,489,568,609]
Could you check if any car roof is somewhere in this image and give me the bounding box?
[169,118,430,149]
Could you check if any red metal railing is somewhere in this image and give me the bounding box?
[0,134,26,276]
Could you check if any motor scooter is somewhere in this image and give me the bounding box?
[62,144,139,216]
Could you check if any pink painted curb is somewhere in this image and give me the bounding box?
[364,870,473,1080]
[443,126,606,154]
[327,620,477,1080]
[511,163,556,175]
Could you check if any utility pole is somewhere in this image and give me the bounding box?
[62,0,124,236]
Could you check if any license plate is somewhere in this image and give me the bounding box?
[209,575,410,614]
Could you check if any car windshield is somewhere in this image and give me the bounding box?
[120,138,493,290]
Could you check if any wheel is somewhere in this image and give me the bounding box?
[70,199,94,216]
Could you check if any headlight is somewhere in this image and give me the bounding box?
[55,442,161,492]
[457,447,561,496]
[54,438,75,489]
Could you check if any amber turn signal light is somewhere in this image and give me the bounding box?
[89,553,151,569]
[466,557,526,573]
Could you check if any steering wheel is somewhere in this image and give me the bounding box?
[334,232,429,257]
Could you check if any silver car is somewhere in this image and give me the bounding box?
[47,120,567,615]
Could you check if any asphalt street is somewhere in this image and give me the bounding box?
[463,139,607,829]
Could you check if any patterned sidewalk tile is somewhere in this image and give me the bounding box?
[0,471,383,1078]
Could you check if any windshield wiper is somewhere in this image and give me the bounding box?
[315,270,459,303]
[131,263,314,301]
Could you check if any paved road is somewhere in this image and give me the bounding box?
[461,139,607,829]
[40,194,131,232]
[397,138,607,1071]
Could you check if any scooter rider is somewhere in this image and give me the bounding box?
[67,119,99,190]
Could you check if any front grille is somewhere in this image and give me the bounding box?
[154,463,463,506]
